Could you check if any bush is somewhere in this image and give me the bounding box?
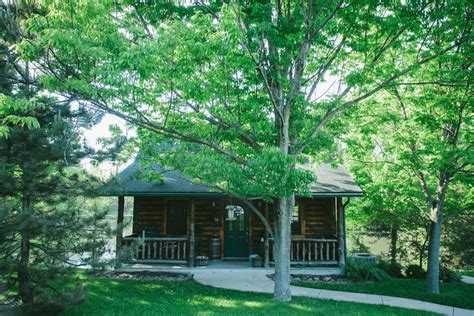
[21,283,85,314]
[405,265,426,279]
[376,259,404,278]
[439,266,461,283]
[346,260,391,282]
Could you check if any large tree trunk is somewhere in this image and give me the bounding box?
[18,191,33,304]
[426,176,448,294]
[273,195,294,301]
[426,204,443,294]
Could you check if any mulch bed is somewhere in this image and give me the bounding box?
[103,271,193,282]
[267,274,350,284]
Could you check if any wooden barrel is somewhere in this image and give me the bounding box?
[208,237,221,260]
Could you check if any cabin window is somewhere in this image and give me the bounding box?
[166,201,188,236]
[291,203,301,234]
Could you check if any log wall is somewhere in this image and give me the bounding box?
[132,196,336,258]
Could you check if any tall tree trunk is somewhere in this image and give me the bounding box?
[389,221,399,266]
[18,191,33,304]
[426,204,443,294]
[426,177,448,294]
[273,195,294,301]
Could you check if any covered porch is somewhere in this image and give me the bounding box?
[109,159,363,268]
[115,196,351,267]
[117,260,344,275]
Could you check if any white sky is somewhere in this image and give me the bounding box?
[81,113,134,178]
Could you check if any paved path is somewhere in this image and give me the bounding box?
[462,276,474,285]
[192,269,473,316]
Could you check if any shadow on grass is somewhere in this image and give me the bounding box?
[61,277,439,316]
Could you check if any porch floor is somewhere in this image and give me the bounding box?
[117,260,343,276]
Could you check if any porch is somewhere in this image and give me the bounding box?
[117,260,344,275]
[115,195,348,267]
[121,235,340,265]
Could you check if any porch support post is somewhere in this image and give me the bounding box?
[116,196,125,262]
[337,197,345,268]
[264,202,270,268]
[189,199,195,267]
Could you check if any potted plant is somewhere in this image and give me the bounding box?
[250,254,263,268]
[196,256,209,267]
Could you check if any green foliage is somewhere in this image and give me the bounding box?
[439,267,461,284]
[16,0,470,206]
[19,273,85,315]
[346,260,391,283]
[0,3,111,311]
[9,0,472,299]
[405,265,426,279]
[377,259,404,279]
[442,206,474,269]
[348,233,371,254]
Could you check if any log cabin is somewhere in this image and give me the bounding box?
[108,158,363,267]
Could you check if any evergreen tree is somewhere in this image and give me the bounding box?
[0,3,110,312]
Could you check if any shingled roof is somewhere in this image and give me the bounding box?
[105,158,363,197]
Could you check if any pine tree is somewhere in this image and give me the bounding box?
[0,3,110,312]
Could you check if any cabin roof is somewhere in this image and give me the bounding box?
[105,159,363,197]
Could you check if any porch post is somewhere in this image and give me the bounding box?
[189,199,195,267]
[264,202,270,268]
[116,196,125,262]
[337,197,345,268]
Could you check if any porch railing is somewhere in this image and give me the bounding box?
[122,236,190,264]
[269,238,338,264]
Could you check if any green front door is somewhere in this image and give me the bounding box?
[224,205,249,258]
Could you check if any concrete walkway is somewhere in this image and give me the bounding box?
[462,276,474,285]
[191,269,473,316]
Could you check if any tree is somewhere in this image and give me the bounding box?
[0,3,39,137]
[344,158,426,267]
[18,0,469,300]
[0,3,110,312]
[342,16,472,292]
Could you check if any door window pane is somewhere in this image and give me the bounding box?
[291,203,301,234]
[166,201,187,235]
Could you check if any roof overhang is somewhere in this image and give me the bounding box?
[104,191,363,198]
[105,192,225,197]
[310,192,364,198]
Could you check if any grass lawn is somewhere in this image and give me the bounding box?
[292,278,474,310]
[461,270,474,277]
[63,276,437,316]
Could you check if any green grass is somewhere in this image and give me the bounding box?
[62,276,437,316]
[293,278,474,310]
[461,270,474,277]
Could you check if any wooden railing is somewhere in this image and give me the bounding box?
[269,238,338,264]
[122,236,190,264]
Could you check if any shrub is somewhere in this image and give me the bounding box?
[21,283,85,314]
[405,265,426,279]
[376,259,404,278]
[439,266,461,283]
[346,260,391,282]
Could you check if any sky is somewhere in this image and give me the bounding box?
[81,113,134,178]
